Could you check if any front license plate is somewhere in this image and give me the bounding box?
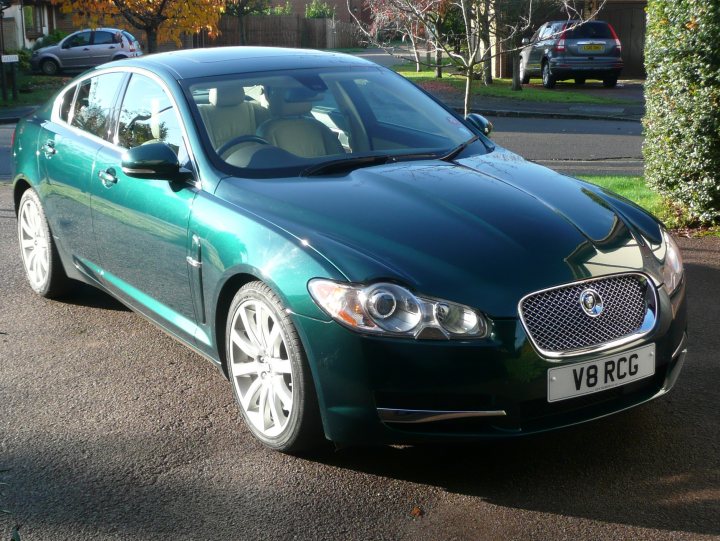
[547,344,655,402]
[581,44,604,52]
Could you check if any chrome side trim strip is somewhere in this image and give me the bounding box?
[378,408,507,424]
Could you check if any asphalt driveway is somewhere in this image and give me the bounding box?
[0,182,718,540]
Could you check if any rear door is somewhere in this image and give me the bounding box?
[37,71,126,266]
[90,72,199,343]
[89,30,121,65]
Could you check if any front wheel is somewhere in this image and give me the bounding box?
[226,281,323,453]
[40,59,59,76]
[17,189,71,297]
[542,62,556,89]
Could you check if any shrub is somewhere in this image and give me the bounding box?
[305,0,334,18]
[32,30,68,51]
[264,1,292,15]
[643,1,720,225]
[5,48,31,71]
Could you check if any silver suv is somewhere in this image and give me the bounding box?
[519,20,623,88]
[31,28,143,76]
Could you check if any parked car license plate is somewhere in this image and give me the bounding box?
[581,44,604,52]
[547,344,655,402]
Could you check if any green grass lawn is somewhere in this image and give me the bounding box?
[0,72,68,108]
[395,64,634,105]
[579,175,667,219]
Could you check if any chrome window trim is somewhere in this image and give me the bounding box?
[518,272,659,360]
[49,66,203,190]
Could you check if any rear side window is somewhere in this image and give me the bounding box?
[565,22,613,39]
[93,31,116,45]
[70,72,125,140]
[122,31,137,43]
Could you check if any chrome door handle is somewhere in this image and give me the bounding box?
[41,141,56,157]
[98,168,118,187]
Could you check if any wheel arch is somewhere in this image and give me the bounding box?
[13,178,32,217]
[213,271,266,379]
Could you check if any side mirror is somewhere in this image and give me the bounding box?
[121,142,188,181]
[465,113,493,136]
[521,38,530,45]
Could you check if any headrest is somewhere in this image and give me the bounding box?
[209,83,246,107]
[269,87,322,117]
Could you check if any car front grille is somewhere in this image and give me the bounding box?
[519,273,655,356]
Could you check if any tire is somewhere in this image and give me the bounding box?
[603,76,618,88]
[542,61,556,89]
[40,59,59,76]
[575,78,586,85]
[17,189,71,298]
[520,60,530,85]
[226,281,324,453]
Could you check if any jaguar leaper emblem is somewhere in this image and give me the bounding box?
[580,288,604,317]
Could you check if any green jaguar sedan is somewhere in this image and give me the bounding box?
[12,47,687,452]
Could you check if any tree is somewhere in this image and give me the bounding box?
[353,0,605,115]
[56,0,226,53]
[226,0,268,44]
[643,0,720,225]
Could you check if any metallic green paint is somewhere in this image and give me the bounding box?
[11,47,688,447]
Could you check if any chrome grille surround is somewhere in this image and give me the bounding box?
[518,273,658,359]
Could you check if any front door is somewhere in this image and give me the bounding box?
[91,73,199,343]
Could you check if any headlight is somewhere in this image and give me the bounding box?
[661,230,684,294]
[308,279,488,340]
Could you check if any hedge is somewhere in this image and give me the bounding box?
[643,0,720,225]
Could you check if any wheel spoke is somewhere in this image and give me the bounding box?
[231,328,259,359]
[21,214,34,238]
[239,304,263,350]
[272,376,292,410]
[268,388,284,427]
[255,303,268,350]
[231,359,261,377]
[258,382,270,429]
[267,357,291,375]
[266,323,283,357]
[240,377,262,412]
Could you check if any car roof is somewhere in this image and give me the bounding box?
[108,47,376,80]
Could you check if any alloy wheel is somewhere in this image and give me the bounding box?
[18,197,50,290]
[229,298,294,438]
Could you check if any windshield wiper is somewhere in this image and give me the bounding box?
[301,155,392,176]
[441,135,480,162]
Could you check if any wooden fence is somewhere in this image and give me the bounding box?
[209,15,360,50]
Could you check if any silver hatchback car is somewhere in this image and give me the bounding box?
[520,20,623,88]
[31,28,143,76]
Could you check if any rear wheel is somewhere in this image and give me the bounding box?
[40,59,59,76]
[542,62,556,89]
[603,76,618,88]
[17,189,71,298]
[226,281,323,453]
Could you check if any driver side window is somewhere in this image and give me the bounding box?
[116,74,184,153]
[66,31,91,48]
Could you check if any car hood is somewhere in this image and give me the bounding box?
[216,147,662,317]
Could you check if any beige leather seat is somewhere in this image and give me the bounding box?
[257,88,344,158]
[197,83,269,150]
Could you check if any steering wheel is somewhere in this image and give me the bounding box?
[218,135,270,158]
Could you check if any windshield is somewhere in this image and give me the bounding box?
[184,66,484,176]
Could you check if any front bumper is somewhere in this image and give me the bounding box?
[295,280,687,445]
